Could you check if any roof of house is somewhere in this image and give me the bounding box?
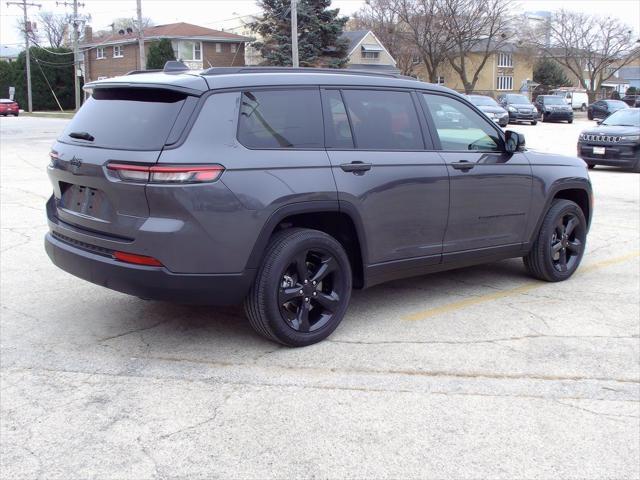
[341,30,369,54]
[81,22,250,47]
[618,65,640,80]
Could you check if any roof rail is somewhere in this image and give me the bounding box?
[200,66,415,80]
[125,68,162,76]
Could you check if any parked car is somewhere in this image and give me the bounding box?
[587,99,629,120]
[534,95,574,123]
[549,89,589,111]
[497,93,538,124]
[466,94,509,127]
[621,95,640,107]
[578,108,640,172]
[0,98,19,116]
[44,64,593,346]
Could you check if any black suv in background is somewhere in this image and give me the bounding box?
[45,65,592,346]
[498,93,538,125]
[534,95,574,123]
[587,99,629,120]
[578,108,640,171]
[621,95,640,107]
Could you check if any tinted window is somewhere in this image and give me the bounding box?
[323,90,354,149]
[238,89,323,149]
[468,95,498,107]
[61,88,187,150]
[423,94,501,152]
[602,109,640,127]
[505,94,530,104]
[341,90,423,150]
[540,96,564,105]
[605,100,629,108]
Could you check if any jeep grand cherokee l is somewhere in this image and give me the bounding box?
[45,64,593,347]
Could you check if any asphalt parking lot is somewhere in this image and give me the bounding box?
[1,115,638,479]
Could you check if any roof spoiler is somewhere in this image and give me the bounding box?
[164,60,190,73]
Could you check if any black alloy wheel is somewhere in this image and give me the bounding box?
[245,228,352,346]
[524,199,587,282]
[278,248,344,333]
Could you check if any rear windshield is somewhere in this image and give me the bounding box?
[60,88,187,150]
[505,94,530,104]
[469,96,498,106]
[540,96,565,105]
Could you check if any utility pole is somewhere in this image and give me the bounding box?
[6,0,41,113]
[57,0,85,111]
[290,0,298,67]
[137,0,146,69]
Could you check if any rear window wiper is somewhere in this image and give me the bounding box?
[68,131,95,142]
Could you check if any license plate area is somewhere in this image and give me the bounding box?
[592,146,605,155]
[59,182,112,219]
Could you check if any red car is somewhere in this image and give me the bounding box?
[0,99,19,116]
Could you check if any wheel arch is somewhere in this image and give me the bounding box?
[246,201,367,289]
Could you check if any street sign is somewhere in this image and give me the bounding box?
[9,86,15,101]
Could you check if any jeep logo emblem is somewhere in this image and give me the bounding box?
[69,156,82,172]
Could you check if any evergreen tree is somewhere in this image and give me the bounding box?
[13,47,75,110]
[146,38,176,69]
[533,58,572,88]
[251,0,349,68]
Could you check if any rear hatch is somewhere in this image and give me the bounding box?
[48,86,196,239]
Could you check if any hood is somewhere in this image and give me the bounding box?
[581,125,640,136]
[508,103,534,108]
[477,105,507,114]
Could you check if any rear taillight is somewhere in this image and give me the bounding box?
[107,163,224,184]
[113,251,163,267]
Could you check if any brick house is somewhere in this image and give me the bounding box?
[80,22,250,82]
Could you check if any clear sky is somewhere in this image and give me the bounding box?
[1,0,639,47]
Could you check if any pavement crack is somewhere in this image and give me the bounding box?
[552,400,640,423]
[327,334,638,346]
[98,319,171,343]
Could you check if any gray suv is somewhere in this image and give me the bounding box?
[45,65,593,346]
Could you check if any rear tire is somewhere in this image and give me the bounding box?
[542,113,547,122]
[587,111,593,120]
[524,199,587,282]
[568,119,573,124]
[580,104,587,112]
[587,163,596,169]
[244,228,352,347]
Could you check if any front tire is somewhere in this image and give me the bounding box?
[524,199,587,282]
[244,228,352,347]
[531,120,537,125]
[587,111,593,120]
[581,104,587,112]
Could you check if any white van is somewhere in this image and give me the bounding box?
[549,89,589,111]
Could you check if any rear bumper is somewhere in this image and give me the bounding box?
[45,232,255,305]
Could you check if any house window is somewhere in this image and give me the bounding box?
[437,76,445,85]
[96,47,105,59]
[97,76,108,80]
[497,75,513,90]
[231,43,237,54]
[171,40,203,61]
[113,45,123,58]
[497,53,513,68]
[215,43,222,53]
[362,51,379,60]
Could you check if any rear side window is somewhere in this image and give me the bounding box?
[323,89,354,149]
[237,89,323,149]
[341,90,424,150]
[61,88,187,150]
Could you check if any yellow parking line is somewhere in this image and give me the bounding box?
[402,250,640,322]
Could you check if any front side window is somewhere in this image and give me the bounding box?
[96,47,105,59]
[341,89,424,150]
[423,94,501,152]
[238,89,324,149]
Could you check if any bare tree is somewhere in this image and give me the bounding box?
[392,0,454,82]
[441,0,512,93]
[350,0,419,76]
[528,10,640,103]
[38,12,74,48]
[15,18,40,46]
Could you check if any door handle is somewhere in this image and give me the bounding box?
[340,161,372,173]
[451,160,475,171]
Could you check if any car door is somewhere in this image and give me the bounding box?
[322,88,449,267]
[593,101,606,118]
[420,92,532,255]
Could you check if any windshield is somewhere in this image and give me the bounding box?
[541,96,565,105]
[602,109,640,127]
[61,88,188,150]
[505,94,530,104]
[469,96,498,106]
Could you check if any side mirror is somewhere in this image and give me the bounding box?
[596,120,603,125]
[505,130,525,153]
